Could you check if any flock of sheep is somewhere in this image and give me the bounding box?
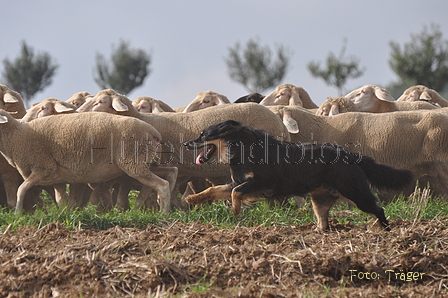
[0,82,447,214]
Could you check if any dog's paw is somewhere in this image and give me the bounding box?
[185,194,208,205]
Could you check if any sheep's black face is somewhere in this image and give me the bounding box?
[183,120,242,164]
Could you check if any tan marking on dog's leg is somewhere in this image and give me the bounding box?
[310,188,338,230]
[185,184,232,205]
[231,189,243,215]
[230,181,250,215]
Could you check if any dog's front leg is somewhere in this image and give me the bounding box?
[231,181,256,215]
[185,184,232,205]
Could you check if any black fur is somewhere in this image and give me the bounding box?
[184,120,414,230]
[234,93,265,103]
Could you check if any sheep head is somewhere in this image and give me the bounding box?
[182,90,230,112]
[66,91,92,108]
[78,89,130,114]
[133,96,166,113]
[260,83,303,107]
[21,98,77,123]
[344,85,395,112]
[397,85,446,107]
[0,85,26,119]
[316,97,359,116]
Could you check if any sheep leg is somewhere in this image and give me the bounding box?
[151,166,178,192]
[16,173,41,214]
[1,171,20,209]
[68,183,91,208]
[89,183,114,210]
[135,186,158,210]
[132,173,171,213]
[142,166,178,210]
[53,184,68,206]
[116,182,132,210]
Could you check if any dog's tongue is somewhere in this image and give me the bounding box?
[195,151,205,165]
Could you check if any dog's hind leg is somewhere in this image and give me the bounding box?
[332,170,390,230]
[185,184,232,205]
[310,188,339,230]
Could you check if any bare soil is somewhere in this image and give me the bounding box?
[1,218,447,297]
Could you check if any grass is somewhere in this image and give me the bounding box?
[0,186,448,232]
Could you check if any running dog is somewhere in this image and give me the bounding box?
[183,120,413,230]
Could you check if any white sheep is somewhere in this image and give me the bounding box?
[269,105,448,199]
[259,83,319,109]
[397,85,448,107]
[21,98,77,123]
[182,90,230,112]
[0,110,177,213]
[133,96,175,113]
[78,89,291,208]
[66,91,93,109]
[316,96,439,116]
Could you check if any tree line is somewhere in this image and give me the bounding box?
[2,23,448,107]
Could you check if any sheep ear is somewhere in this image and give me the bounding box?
[54,102,75,113]
[111,96,129,111]
[3,93,19,103]
[282,112,299,134]
[152,102,164,113]
[329,105,340,116]
[419,91,432,101]
[214,94,229,105]
[0,115,8,123]
[374,88,395,102]
[289,89,303,106]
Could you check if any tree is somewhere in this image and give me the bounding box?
[308,39,365,96]
[225,38,291,93]
[389,23,448,92]
[2,41,58,107]
[94,40,151,95]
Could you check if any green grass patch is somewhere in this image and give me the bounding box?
[1,187,448,232]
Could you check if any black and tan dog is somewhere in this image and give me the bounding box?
[183,120,413,230]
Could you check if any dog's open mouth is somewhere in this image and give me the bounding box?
[195,144,216,165]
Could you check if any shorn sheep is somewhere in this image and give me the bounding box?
[0,110,177,213]
[78,89,290,208]
[182,90,230,112]
[133,96,175,113]
[397,85,448,107]
[269,105,448,199]
[319,85,439,115]
[260,83,319,109]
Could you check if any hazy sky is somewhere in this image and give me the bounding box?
[3,0,448,108]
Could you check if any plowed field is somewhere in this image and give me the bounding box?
[1,218,447,297]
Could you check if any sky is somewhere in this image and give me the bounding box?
[2,0,448,109]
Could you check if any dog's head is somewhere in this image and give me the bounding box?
[183,120,242,165]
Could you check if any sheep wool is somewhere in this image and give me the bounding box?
[270,105,448,199]
[0,110,173,213]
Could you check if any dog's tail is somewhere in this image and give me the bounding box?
[357,155,414,192]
